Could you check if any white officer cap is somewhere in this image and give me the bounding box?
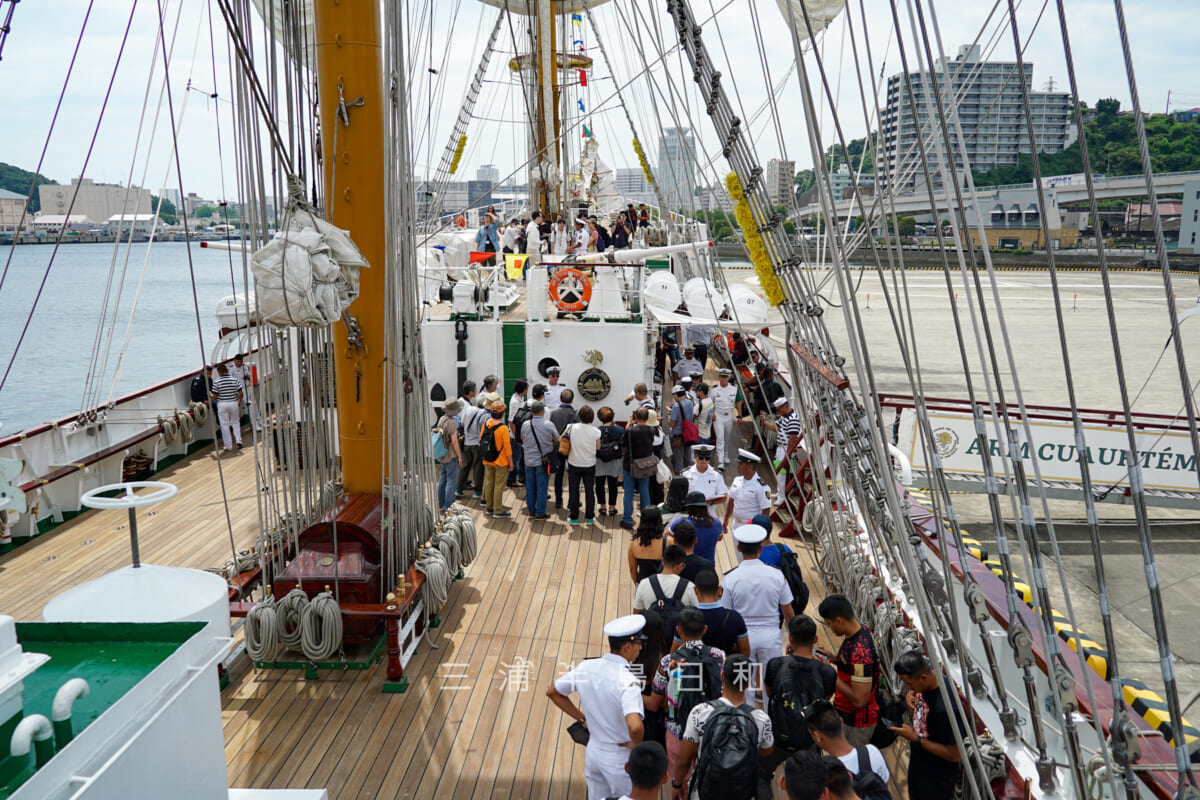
[603,614,647,639]
[717,368,733,377]
[732,524,768,544]
[773,396,789,408]
[737,448,761,463]
[692,444,715,458]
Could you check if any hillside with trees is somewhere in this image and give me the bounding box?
[0,163,57,213]
[972,99,1200,185]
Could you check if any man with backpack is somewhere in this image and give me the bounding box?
[751,514,810,615]
[479,399,512,518]
[722,525,795,707]
[805,700,892,800]
[758,615,837,799]
[433,398,464,512]
[633,546,698,637]
[672,653,773,800]
[646,608,726,783]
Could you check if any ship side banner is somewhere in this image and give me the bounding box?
[897,409,1200,492]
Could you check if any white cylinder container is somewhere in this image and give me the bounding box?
[643,272,682,312]
[43,564,231,640]
[727,284,770,324]
[682,277,727,318]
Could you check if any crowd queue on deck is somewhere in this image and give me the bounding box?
[467,202,658,266]
[430,333,964,799]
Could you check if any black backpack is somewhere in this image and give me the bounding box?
[849,745,894,800]
[647,575,690,650]
[768,657,827,750]
[479,422,502,462]
[597,426,622,462]
[777,546,810,615]
[665,645,722,731]
[511,405,533,440]
[692,702,759,800]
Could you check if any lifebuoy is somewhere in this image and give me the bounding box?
[548,267,592,312]
[454,214,466,228]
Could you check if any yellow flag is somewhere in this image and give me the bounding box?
[505,253,527,280]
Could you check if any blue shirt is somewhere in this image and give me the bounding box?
[759,542,791,568]
[475,222,499,251]
[673,515,722,562]
[669,398,693,436]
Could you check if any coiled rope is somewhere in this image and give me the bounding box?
[189,400,209,425]
[300,590,342,661]
[158,414,178,446]
[276,588,309,650]
[416,546,453,615]
[175,408,193,441]
[244,594,278,662]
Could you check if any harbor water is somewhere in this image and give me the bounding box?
[0,242,250,433]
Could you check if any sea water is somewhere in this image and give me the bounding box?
[0,241,250,433]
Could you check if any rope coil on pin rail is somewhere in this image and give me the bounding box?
[175,409,193,442]
[244,592,279,662]
[189,400,209,425]
[548,268,592,312]
[300,589,342,661]
[157,415,178,447]
[276,588,309,650]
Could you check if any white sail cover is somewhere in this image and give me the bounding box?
[775,0,845,41]
[250,203,369,328]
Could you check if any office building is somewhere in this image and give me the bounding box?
[1180,181,1200,254]
[38,179,152,224]
[657,127,697,209]
[0,187,28,234]
[880,44,1071,192]
[765,159,795,206]
[476,164,500,187]
[615,168,656,206]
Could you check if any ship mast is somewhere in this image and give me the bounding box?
[534,0,560,215]
[313,0,386,495]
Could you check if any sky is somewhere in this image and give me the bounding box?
[1,0,1197,204]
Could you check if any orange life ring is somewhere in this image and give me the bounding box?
[454,214,466,228]
[548,268,592,312]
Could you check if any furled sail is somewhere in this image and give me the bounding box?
[250,186,369,328]
[774,0,845,41]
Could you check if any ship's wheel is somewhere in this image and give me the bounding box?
[548,268,592,312]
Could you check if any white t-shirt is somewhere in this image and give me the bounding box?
[839,743,890,783]
[525,220,542,254]
[683,697,774,800]
[509,392,526,420]
[566,423,601,468]
[633,573,699,612]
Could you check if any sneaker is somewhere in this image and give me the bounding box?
[455,491,466,499]
[533,513,550,520]
[619,520,634,530]
[568,518,579,526]
[493,511,511,518]
[472,493,483,500]
[236,442,244,449]
[585,518,594,525]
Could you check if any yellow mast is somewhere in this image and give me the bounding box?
[313,0,386,495]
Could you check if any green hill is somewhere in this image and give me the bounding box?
[972,98,1200,186]
[0,163,57,213]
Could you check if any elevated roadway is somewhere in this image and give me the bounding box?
[799,170,1200,219]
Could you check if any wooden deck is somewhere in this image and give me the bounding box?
[0,438,894,800]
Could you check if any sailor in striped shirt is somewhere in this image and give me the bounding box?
[760,396,801,500]
[210,364,244,451]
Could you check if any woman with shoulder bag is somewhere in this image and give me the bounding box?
[620,406,658,530]
[565,406,601,524]
[594,406,624,516]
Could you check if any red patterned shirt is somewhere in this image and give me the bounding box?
[833,626,879,728]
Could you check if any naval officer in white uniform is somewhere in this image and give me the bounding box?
[682,444,727,522]
[543,365,565,410]
[548,614,647,799]
[708,368,741,469]
[721,524,794,706]
[724,448,773,530]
